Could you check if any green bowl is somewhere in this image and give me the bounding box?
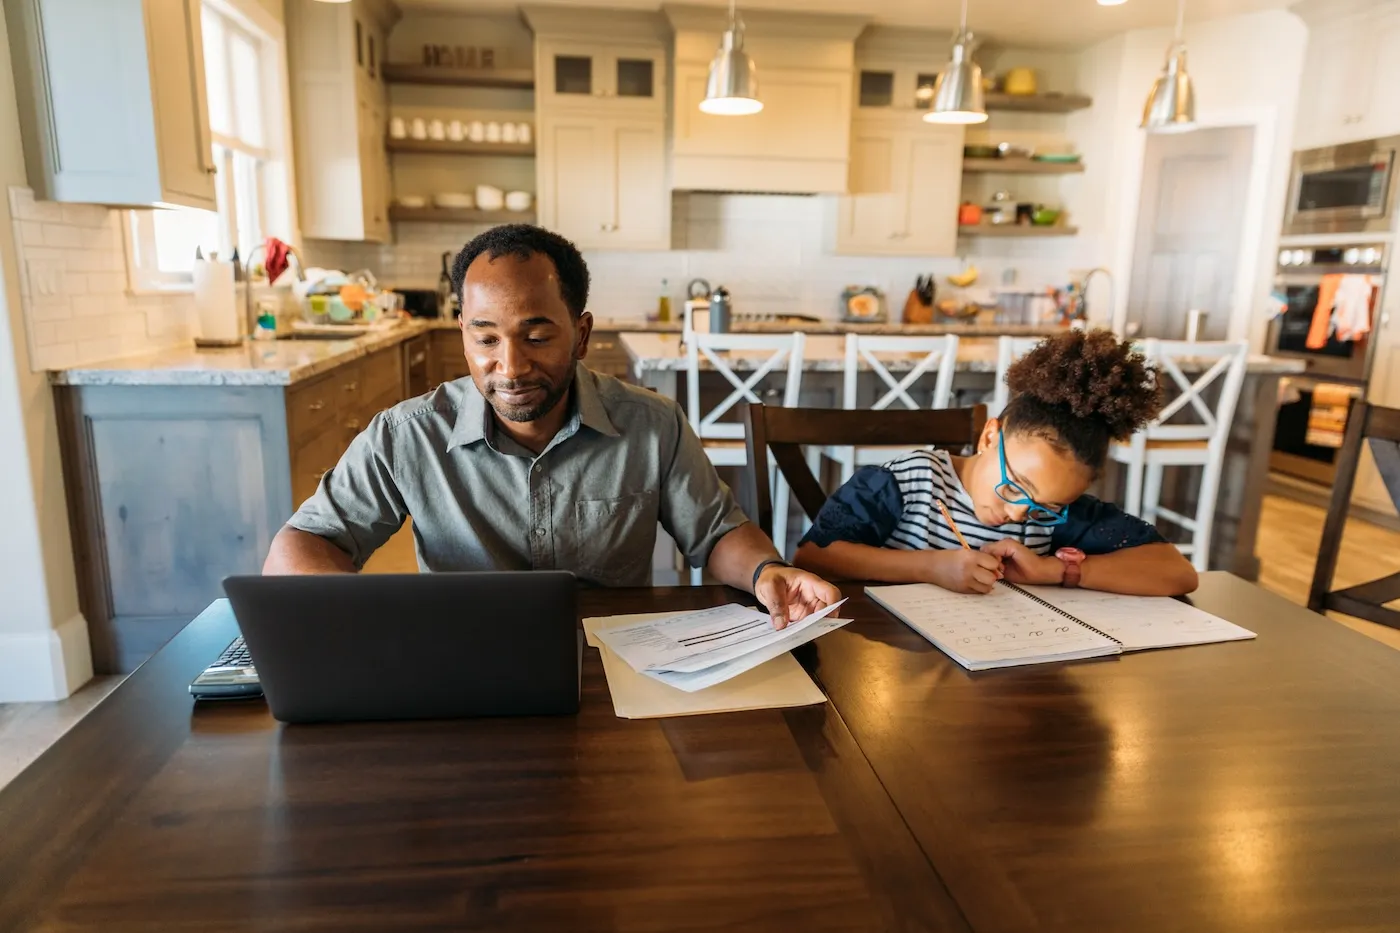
[1032,153,1081,163]
[1031,208,1062,226]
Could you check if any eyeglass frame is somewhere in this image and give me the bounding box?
[994,431,1070,526]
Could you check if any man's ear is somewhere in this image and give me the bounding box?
[977,417,1001,454]
[575,311,594,359]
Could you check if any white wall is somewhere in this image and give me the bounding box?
[1072,9,1308,346]
[0,14,91,701]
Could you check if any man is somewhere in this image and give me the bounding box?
[264,225,839,629]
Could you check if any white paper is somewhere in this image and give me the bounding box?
[1019,586,1256,651]
[643,617,851,692]
[595,599,847,676]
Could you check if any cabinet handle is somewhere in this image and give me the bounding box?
[345,418,362,431]
[343,381,359,392]
[307,400,325,411]
[205,166,218,174]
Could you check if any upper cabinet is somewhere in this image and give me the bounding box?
[525,7,670,250]
[1293,0,1400,149]
[5,0,216,208]
[287,0,397,242]
[665,6,868,194]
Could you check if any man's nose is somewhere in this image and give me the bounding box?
[498,339,531,380]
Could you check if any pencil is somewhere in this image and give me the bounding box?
[935,499,971,550]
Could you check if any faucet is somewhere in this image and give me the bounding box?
[242,242,304,329]
[1076,267,1114,328]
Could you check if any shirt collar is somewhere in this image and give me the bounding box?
[445,362,619,452]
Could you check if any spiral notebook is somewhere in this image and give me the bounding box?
[865,582,1256,671]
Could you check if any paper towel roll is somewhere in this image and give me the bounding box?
[193,259,241,346]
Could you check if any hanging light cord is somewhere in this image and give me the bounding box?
[1174,0,1185,41]
[959,0,969,31]
[729,0,738,32]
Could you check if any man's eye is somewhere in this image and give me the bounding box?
[476,337,498,347]
[526,335,551,345]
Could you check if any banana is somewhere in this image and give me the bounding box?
[947,265,980,288]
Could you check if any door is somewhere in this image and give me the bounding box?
[607,121,668,249]
[903,131,961,256]
[1125,125,1255,340]
[540,118,607,246]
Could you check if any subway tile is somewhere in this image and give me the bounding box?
[65,249,124,273]
[33,342,79,371]
[41,223,83,249]
[30,321,60,347]
[62,272,88,296]
[16,220,45,246]
[72,298,113,318]
[85,272,127,295]
[60,203,112,228]
[28,296,72,322]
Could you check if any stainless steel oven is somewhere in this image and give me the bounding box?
[1267,243,1385,382]
[1283,137,1400,236]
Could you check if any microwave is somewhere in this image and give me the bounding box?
[1283,137,1400,236]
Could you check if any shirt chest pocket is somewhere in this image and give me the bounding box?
[572,491,657,586]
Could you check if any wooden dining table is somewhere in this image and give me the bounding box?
[3,573,1399,932]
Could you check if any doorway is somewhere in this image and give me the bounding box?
[1125,125,1256,340]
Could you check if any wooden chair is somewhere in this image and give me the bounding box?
[744,402,987,542]
[1308,401,1400,630]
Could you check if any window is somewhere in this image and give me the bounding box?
[127,0,293,291]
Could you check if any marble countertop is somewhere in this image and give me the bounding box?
[618,333,1309,375]
[590,318,1063,337]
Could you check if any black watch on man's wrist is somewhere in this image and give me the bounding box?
[752,558,791,591]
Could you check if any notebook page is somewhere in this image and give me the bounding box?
[1020,586,1256,651]
[864,583,1121,671]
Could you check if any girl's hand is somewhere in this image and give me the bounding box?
[982,539,1065,586]
[927,549,1004,594]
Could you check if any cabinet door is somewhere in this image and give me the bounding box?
[542,43,600,108]
[539,118,608,246]
[1361,8,1400,140]
[902,131,962,257]
[606,46,666,114]
[606,121,669,250]
[145,0,217,209]
[1295,14,1371,148]
[833,131,902,254]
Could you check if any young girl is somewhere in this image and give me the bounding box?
[794,330,1198,597]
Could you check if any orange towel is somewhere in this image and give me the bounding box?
[1305,274,1343,349]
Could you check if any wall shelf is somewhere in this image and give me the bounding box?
[382,63,535,90]
[962,157,1084,175]
[389,207,536,224]
[984,92,1093,114]
[958,224,1079,238]
[387,139,535,157]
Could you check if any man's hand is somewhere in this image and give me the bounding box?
[927,548,1004,594]
[981,539,1064,586]
[755,565,842,630]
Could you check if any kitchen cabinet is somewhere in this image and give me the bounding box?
[287,0,396,242]
[537,115,668,250]
[832,116,962,256]
[665,8,867,194]
[5,0,216,208]
[1293,0,1400,149]
[537,40,666,115]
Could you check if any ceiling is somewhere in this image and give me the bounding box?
[398,0,1293,50]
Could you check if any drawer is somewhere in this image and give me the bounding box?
[290,422,352,509]
[286,371,339,443]
[329,358,365,410]
[360,346,403,403]
[354,387,402,432]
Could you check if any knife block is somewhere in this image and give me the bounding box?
[902,290,934,325]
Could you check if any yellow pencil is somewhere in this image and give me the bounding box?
[935,499,971,550]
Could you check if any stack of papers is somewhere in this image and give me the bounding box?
[594,600,849,692]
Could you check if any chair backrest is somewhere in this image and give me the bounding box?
[842,334,959,412]
[1138,339,1249,445]
[990,336,1045,416]
[682,302,710,338]
[686,332,806,441]
[743,402,987,539]
[1308,401,1400,629]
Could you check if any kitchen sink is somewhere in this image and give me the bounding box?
[275,332,361,341]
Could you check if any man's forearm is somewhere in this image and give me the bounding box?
[263,526,358,575]
[704,521,780,593]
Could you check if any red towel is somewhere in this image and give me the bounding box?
[263,237,293,284]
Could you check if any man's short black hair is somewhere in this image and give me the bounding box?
[449,224,590,318]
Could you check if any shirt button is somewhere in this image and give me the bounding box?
[534,526,545,538]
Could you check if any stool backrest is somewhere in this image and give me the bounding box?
[1140,339,1249,445]
[990,336,1045,416]
[686,332,806,441]
[842,334,959,412]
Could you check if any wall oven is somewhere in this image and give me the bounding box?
[1283,137,1400,237]
[1267,243,1384,382]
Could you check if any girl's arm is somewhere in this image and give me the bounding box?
[982,539,1197,596]
[795,540,1005,594]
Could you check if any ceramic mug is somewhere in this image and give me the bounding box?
[517,122,532,145]
[388,117,407,139]
[428,119,445,141]
[447,120,465,142]
[410,118,427,140]
[485,121,502,143]
[468,120,485,142]
[502,122,519,144]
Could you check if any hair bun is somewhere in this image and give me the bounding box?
[1004,330,1161,440]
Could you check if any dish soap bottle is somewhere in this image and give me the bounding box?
[657,279,671,323]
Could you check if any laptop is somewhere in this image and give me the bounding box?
[210,572,580,723]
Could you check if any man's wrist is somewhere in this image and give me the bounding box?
[752,557,790,592]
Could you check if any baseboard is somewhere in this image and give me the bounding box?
[0,614,94,702]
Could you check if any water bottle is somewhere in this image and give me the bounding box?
[709,286,731,334]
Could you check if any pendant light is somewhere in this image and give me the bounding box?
[922,0,987,125]
[1141,0,1196,133]
[700,0,762,116]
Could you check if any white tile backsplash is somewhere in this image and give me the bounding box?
[304,193,1092,322]
[9,186,197,371]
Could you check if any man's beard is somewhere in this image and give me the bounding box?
[485,362,575,423]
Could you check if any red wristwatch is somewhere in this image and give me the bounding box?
[1054,548,1086,588]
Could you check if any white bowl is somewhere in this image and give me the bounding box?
[475,185,504,212]
[396,195,427,209]
[504,191,533,212]
[434,192,474,209]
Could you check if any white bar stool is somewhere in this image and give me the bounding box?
[1107,339,1249,572]
[990,335,1046,417]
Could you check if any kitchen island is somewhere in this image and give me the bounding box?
[619,331,1306,582]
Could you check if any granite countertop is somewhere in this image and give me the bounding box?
[591,317,1064,337]
[618,332,1309,375]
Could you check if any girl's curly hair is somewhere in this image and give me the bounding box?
[1000,329,1162,471]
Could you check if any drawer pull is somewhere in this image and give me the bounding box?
[345,419,362,431]
[307,400,326,412]
[343,381,359,392]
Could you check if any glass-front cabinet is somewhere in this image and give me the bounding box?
[541,42,665,113]
[855,67,948,111]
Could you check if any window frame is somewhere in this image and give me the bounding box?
[125,0,298,294]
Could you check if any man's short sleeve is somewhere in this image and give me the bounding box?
[657,402,748,569]
[285,413,408,568]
